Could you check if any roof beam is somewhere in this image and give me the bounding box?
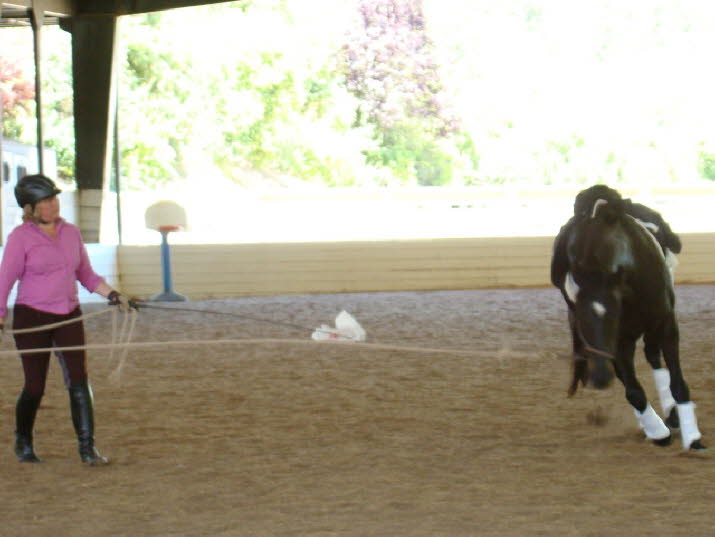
[75,0,233,17]
[1,0,74,17]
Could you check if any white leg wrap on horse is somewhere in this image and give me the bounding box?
[634,404,670,440]
[652,368,676,415]
[676,402,702,449]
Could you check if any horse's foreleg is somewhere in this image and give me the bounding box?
[653,368,679,429]
[659,317,705,450]
[643,333,663,369]
[567,308,588,396]
[643,331,678,428]
[568,308,585,357]
[617,340,671,446]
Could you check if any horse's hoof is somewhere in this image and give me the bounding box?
[665,407,680,429]
[688,439,707,452]
[653,434,672,447]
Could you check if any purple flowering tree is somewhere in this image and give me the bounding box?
[341,0,474,185]
[0,57,35,139]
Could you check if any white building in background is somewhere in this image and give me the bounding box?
[0,138,71,243]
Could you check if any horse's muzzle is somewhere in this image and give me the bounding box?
[589,357,614,390]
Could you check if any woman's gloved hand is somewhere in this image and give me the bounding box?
[107,290,135,313]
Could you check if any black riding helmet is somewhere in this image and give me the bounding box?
[15,174,62,208]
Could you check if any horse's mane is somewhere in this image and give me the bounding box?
[574,184,624,217]
[574,184,632,223]
[574,184,682,255]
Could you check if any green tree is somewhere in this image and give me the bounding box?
[119,4,370,189]
[118,15,200,189]
[699,150,715,181]
[2,28,76,184]
[42,32,76,182]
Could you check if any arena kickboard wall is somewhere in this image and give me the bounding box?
[0,236,712,303]
[115,233,715,300]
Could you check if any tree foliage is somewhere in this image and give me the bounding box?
[340,0,476,185]
[343,0,452,133]
[699,151,715,182]
[3,1,714,190]
[118,15,201,188]
[2,29,76,183]
[116,4,373,189]
[0,56,35,140]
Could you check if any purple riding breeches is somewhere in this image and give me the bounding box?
[12,304,88,397]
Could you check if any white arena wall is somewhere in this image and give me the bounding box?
[115,233,715,300]
[108,184,715,299]
[0,234,713,304]
[106,182,715,299]
[1,185,714,301]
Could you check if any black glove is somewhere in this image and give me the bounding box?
[107,291,135,313]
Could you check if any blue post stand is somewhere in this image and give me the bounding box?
[151,228,187,302]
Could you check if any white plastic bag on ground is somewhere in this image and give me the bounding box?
[311,310,366,342]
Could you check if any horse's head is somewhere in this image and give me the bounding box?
[566,197,632,391]
[567,268,624,391]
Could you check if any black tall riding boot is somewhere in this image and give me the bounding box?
[68,381,109,465]
[15,389,42,463]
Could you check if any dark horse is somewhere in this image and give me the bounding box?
[551,185,705,450]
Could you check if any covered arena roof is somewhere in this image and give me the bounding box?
[2,0,235,241]
[1,0,233,24]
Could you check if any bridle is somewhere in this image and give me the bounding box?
[573,312,616,362]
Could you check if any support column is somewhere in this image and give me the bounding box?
[30,4,45,174]
[62,16,118,243]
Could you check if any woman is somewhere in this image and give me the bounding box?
[0,174,132,465]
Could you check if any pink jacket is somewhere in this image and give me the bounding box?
[0,220,104,317]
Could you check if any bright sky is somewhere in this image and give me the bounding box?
[423,0,715,185]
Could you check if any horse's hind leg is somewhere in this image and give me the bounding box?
[643,332,679,428]
[659,315,705,450]
[617,339,671,446]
